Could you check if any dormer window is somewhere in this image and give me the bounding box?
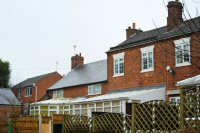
[113,52,125,77]
[174,37,191,67]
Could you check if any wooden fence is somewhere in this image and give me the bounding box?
[63,86,200,133]
[9,114,66,133]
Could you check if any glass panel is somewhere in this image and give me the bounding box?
[148,51,153,68]
[50,111,57,116]
[41,106,48,110]
[50,106,56,109]
[104,107,111,112]
[112,107,120,113]
[75,110,80,115]
[75,105,80,109]
[104,102,110,107]
[112,101,119,106]
[64,106,70,109]
[96,108,103,112]
[89,104,94,107]
[82,109,87,115]
[64,111,70,115]
[96,103,102,107]
[82,104,87,108]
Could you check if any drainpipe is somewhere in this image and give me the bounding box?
[33,83,38,103]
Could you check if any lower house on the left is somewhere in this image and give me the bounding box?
[0,88,21,133]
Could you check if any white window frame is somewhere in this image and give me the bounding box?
[25,87,32,97]
[113,52,125,77]
[169,96,180,104]
[174,37,191,67]
[17,89,21,98]
[88,84,102,95]
[53,89,64,99]
[140,45,154,73]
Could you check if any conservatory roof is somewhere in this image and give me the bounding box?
[176,74,200,87]
[33,85,165,105]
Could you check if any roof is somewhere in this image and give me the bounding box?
[33,85,165,105]
[13,71,59,89]
[108,16,200,52]
[176,74,200,86]
[0,88,20,105]
[48,60,107,90]
[76,85,165,103]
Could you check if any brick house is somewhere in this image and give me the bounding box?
[30,0,200,116]
[12,71,62,114]
[106,0,200,102]
[47,53,108,99]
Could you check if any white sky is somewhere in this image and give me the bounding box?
[0,0,199,85]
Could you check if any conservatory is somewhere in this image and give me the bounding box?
[30,86,165,116]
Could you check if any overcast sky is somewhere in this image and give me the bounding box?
[0,0,199,85]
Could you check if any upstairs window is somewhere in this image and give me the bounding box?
[53,89,64,98]
[17,89,21,98]
[174,37,191,67]
[25,87,32,97]
[140,45,154,72]
[113,52,125,77]
[88,84,102,95]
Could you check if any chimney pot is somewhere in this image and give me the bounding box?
[167,0,183,31]
[132,23,136,29]
[71,53,84,70]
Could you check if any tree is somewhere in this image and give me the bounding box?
[0,59,11,88]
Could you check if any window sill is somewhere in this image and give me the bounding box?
[25,95,32,97]
[113,73,124,77]
[88,93,102,96]
[175,62,191,67]
[141,68,154,73]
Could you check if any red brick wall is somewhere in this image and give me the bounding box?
[107,34,200,92]
[48,82,107,99]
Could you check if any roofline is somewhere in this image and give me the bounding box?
[106,28,199,53]
[0,104,21,106]
[12,71,61,89]
[47,80,107,91]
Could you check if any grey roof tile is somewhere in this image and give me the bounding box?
[108,16,200,52]
[48,60,107,90]
[13,71,58,89]
[0,88,20,105]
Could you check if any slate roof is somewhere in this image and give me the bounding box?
[0,88,20,105]
[13,71,58,89]
[108,16,200,52]
[48,60,107,90]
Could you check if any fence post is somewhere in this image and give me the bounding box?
[180,88,185,133]
[132,103,137,133]
[38,115,42,133]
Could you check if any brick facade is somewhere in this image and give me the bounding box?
[107,34,200,94]
[12,72,62,104]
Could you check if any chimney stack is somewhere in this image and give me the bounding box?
[71,53,84,70]
[167,0,183,31]
[126,22,143,39]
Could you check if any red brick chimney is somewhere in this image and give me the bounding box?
[71,53,84,70]
[126,23,143,39]
[167,0,183,31]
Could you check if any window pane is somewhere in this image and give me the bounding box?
[143,57,147,70]
[148,52,153,68]
[112,107,120,113]
[119,62,124,74]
